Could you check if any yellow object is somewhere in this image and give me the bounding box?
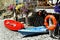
[15,4,24,10]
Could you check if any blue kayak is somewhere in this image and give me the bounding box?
[18,26,48,36]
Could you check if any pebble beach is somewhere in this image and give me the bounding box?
[0,20,58,40]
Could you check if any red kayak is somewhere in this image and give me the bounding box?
[4,20,24,31]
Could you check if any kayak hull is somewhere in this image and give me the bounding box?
[18,26,48,36]
[4,20,24,31]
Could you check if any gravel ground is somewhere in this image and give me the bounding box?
[0,20,58,40]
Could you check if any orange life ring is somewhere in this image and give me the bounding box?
[44,15,57,31]
[4,20,24,31]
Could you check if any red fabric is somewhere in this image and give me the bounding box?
[4,20,24,31]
